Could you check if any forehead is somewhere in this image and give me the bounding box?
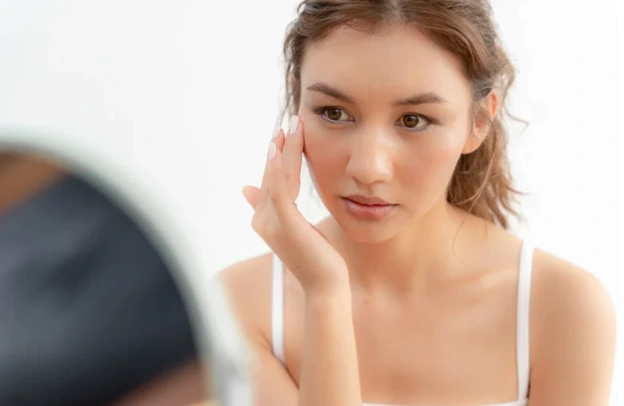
[300,24,471,103]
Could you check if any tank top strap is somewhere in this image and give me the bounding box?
[271,252,286,364]
[516,240,534,400]
[271,242,535,400]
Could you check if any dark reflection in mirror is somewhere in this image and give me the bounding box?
[0,151,205,406]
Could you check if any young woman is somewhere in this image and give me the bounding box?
[220,1,616,405]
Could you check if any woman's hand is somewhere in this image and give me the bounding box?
[243,117,362,406]
[242,116,349,295]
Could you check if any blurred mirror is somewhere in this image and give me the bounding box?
[0,149,210,406]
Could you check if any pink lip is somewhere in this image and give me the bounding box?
[341,195,397,221]
[343,194,392,205]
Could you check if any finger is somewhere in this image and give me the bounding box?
[260,129,284,192]
[268,145,308,234]
[242,186,261,209]
[282,116,304,200]
[268,143,297,214]
[274,127,286,151]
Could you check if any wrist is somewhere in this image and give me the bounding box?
[304,282,352,305]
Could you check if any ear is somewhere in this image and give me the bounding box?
[462,90,498,154]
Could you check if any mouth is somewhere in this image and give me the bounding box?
[341,195,397,221]
[343,194,394,206]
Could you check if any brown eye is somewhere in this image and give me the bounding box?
[325,108,344,121]
[402,114,421,128]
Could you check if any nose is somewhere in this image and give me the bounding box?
[345,129,393,185]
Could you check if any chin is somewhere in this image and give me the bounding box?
[330,209,407,245]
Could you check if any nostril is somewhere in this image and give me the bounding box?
[346,156,392,185]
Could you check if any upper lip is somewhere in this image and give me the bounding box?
[344,194,393,206]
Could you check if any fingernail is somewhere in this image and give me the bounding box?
[288,115,299,136]
[267,142,276,160]
[272,128,280,140]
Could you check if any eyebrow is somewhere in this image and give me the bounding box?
[306,82,450,106]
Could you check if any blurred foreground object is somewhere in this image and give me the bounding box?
[0,152,204,405]
[0,2,254,404]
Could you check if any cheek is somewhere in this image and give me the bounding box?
[301,117,344,189]
[301,113,468,196]
[401,131,466,191]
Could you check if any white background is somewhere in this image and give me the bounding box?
[0,0,622,404]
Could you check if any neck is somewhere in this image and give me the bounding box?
[325,203,487,295]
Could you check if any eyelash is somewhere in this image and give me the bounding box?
[313,106,435,132]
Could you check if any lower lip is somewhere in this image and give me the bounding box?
[342,198,397,221]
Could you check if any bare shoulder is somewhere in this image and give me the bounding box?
[217,253,301,403]
[217,252,275,347]
[530,248,616,339]
[528,248,616,403]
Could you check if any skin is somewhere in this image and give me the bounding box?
[110,360,206,406]
[0,153,66,213]
[220,24,616,406]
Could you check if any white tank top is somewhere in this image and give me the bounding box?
[270,241,534,406]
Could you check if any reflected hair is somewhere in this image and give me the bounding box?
[280,0,525,229]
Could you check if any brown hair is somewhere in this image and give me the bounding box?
[281,0,525,229]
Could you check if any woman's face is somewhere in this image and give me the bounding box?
[298,24,491,244]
